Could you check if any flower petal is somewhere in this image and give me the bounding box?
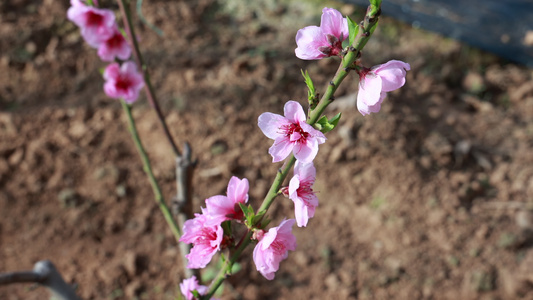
[269,137,294,162]
[258,112,287,140]
[283,101,306,124]
[295,26,328,60]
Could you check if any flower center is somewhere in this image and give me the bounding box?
[198,227,218,248]
[115,76,132,92]
[318,34,343,57]
[86,11,103,27]
[282,123,309,144]
[106,32,124,49]
[270,240,287,255]
[297,182,314,205]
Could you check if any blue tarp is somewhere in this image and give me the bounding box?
[343,0,533,67]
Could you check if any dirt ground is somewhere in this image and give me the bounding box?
[1,0,533,299]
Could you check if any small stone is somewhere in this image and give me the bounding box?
[116,184,127,197]
[325,273,340,290]
[58,188,80,208]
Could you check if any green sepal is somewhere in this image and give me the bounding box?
[260,218,271,229]
[221,220,232,236]
[191,290,201,299]
[301,69,319,109]
[347,16,359,46]
[251,210,266,227]
[315,113,341,133]
[238,203,256,228]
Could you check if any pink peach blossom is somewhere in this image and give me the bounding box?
[103,61,144,103]
[179,276,208,300]
[258,101,326,163]
[67,0,115,48]
[97,26,131,62]
[253,219,297,280]
[295,7,348,60]
[204,176,249,226]
[179,213,224,269]
[288,161,318,227]
[357,60,411,116]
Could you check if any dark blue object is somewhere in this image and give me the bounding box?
[343,0,533,66]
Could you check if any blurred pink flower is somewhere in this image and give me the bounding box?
[258,101,326,163]
[204,176,249,226]
[253,219,297,280]
[179,213,224,269]
[103,61,144,103]
[288,161,318,227]
[67,0,115,47]
[357,60,411,116]
[180,276,208,300]
[97,26,131,62]
[295,7,348,60]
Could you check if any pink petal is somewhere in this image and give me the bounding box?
[227,176,249,204]
[374,60,411,92]
[295,26,328,60]
[320,7,348,40]
[293,137,318,163]
[269,138,294,163]
[258,112,288,140]
[283,101,306,124]
[294,200,310,227]
[358,72,383,106]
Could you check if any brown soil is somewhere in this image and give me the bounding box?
[2,0,533,299]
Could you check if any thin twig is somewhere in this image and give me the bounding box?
[121,100,182,241]
[116,0,181,157]
[174,142,200,279]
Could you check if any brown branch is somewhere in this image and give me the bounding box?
[173,142,201,280]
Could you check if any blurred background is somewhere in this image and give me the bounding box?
[1,0,532,299]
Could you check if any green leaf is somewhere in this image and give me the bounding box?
[347,16,359,46]
[301,69,318,109]
[230,262,242,274]
[369,0,382,8]
[328,112,342,128]
[251,210,266,226]
[315,113,342,133]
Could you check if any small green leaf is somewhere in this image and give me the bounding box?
[369,0,382,6]
[347,16,359,46]
[315,113,341,133]
[328,112,341,128]
[230,262,242,274]
[301,69,319,109]
[251,210,266,226]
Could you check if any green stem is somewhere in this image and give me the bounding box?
[121,100,182,241]
[117,0,181,157]
[202,3,381,298]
